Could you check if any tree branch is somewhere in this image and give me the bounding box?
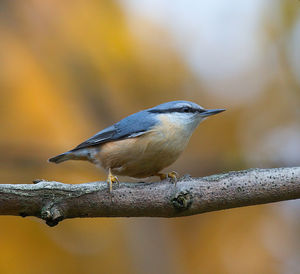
[1,167,299,226]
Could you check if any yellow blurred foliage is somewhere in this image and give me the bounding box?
[0,0,299,273]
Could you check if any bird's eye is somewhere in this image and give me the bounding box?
[182,107,190,113]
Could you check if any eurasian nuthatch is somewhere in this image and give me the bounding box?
[49,101,225,191]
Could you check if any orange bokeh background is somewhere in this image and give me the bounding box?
[0,1,300,273]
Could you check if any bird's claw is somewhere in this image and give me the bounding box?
[167,171,179,185]
[158,171,179,186]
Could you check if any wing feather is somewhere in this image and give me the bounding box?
[73,126,116,150]
[71,110,156,151]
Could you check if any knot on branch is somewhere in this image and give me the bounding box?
[32,179,44,184]
[41,203,64,227]
[172,190,193,210]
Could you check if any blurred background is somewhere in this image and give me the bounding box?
[0,0,300,273]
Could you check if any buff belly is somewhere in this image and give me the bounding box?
[96,129,191,178]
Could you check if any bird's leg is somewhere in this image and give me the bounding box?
[157,171,179,186]
[106,168,119,193]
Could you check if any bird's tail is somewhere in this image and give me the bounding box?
[48,152,72,164]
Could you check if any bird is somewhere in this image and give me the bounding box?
[49,100,225,192]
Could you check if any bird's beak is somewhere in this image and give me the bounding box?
[200,108,226,117]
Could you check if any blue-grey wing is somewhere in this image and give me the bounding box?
[72,110,157,150]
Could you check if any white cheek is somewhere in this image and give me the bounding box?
[161,113,202,132]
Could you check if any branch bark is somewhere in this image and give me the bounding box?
[1,167,300,227]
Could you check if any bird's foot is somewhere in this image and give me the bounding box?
[168,171,179,184]
[157,171,179,186]
[107,168,119,193]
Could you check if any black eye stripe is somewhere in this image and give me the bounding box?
[175,107,204,113]
[149,107,204,114]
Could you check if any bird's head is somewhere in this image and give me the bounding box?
[148,100,225,131]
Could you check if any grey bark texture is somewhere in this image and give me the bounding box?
[0,167,299,227]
